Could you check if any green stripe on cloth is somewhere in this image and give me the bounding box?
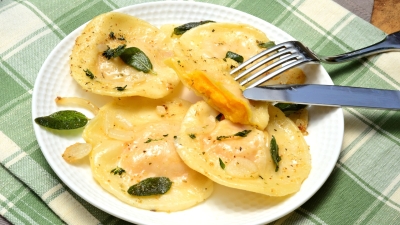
[51,1,113,34]
[302,168,377,224]
[2,26,64,85]
[0,68,29,107]
[0,165,64,225]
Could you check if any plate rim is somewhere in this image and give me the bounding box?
[32,1,344,224]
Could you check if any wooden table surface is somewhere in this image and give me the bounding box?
[371,0,400,33]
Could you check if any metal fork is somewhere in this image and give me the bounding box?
[231,31,400,88]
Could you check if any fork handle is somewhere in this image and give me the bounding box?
[320,31,400,63]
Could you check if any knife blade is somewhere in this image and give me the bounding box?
[243,84,400,110]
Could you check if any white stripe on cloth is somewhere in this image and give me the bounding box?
[22,1,66,37]
[340,110,369,154]
[275,0,365,55]
[48,192,99,225]
[0,194,14,215]
[2,29,53,61]
[41,184,63,202]
[373,54,400,87]
[297,207,329,225]
[273,0,338,44]
[384,173,400,205]
[339,111,376,164]
[340,108,400,165]
[312,14,357,53]
[4,152,27,168]
[298,0,349,31]
[102,0,118,10]
[0,132,21,163]
[390,183,400,205]
[0,4,46,53]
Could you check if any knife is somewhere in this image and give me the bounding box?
[243,84,400,110]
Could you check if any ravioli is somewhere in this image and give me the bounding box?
[167,23,307,129]
[83,97,213,212]
[166,23,272,129]
[175,101,311,196]
[70,12,180,98]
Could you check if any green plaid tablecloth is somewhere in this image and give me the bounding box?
[1,0,400,224]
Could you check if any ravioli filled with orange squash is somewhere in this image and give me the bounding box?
[167,22,305,130]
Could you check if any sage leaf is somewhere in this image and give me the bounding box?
[34,110,88,130]
[219,158,225,169]
[225,51,244,63]
[270,135,281,172]
[119,47,153,73]
[83,69,94,79]
[173,20,215,35]
[275,103,307,116]
[127,177,172,196]
[115,85,127,91]
[217,129,252,140]
[110,167,126,175]
[233,129,252,137]
[102,44,126,59]
[216,135,230,141]
[144,137,163,143]
[258,41,275,49]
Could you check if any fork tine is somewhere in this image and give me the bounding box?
[233,48,293,81]
[244,59,308,88]
[230,43,287,75]
[238,54,299,86]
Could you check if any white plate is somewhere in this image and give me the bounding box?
[32,2,344,225]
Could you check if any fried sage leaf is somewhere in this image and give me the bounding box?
[173,20,215,35]
[119,47,153,73]
[115,85,127,91]
[219,158,225,169]
[275,103,308,116]
[225,51,244,63]
[83,69,94,79]
[110,167,126,175]
[216,129,252,141]
[258,41,275,49]
[270,135,281,172]
[34,110,88,130]
[233,129,252,137]
[102,44,126,59]
[127,177,172,196]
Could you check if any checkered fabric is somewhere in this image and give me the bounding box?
[1,0,400,224]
